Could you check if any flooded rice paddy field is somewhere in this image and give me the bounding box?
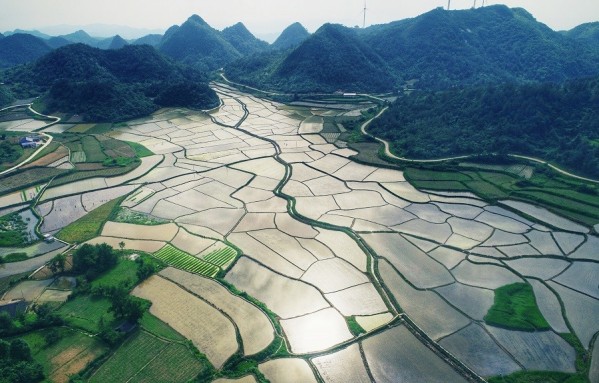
[1,84,598,382]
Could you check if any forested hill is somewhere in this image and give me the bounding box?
[368,76,599,177]
[271,22,310,50]
[0,33,52,68]
[226,23,397,93]
[2,44,219,121]
[227,5,599,93]
[158,15,241,71]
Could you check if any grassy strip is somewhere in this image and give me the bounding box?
[484,283,550,331]
[346,316,366,336]
[55,196,123,243]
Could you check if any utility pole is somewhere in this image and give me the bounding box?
[447,0,451,10]
[473,0,477,8]
[363,1,367,28]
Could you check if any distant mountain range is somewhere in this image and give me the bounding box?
[227,5,599,92]
[2,6,599,97]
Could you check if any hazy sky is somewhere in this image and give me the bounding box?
[1,0,598,40]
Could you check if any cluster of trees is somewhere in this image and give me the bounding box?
[369,76,599,177]
[72,243,119,281]
[0,339,43,383]
[0,140,20,164]
[2,44,219,121]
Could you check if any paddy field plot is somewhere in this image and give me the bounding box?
[301,258,369,293]
[332,190,388,212]
[504,257,569,280]
[569,236,599,261]
[3,279,53,301]
[356,312,394,332]
[249,229,318,270]
[527,279,570,333]
[312,344,371,383]
[551,232,584,255]
[225,257,329,318]
[324,282,388,316]
[258,358,318,383]
[548,282,599,348]
[475,211,531,234]
[362,325,468,383]
[363,233,454,289]
[170,227,215,255]
[485,326,576,372]
[280,308,353,353]
[451,260,522,289]
[87,236,165,253]
[439,323,520,377]
[435,282,495,321]
[132,275,238,368]
[101,221,178,241]
[160,268,274,355]
[227,232,303,278]
[501,200,589,233]
[379,260,469,339]
[525,230,563,255]
[315,229,367,271]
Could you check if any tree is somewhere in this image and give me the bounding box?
[9,339,32,361]
[118,241,125,252]
[136,258,156,282]
[48,253,66,274]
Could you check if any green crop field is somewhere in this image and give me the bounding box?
[90,259,139,291]
[140,312,186,342]
[89,331,168,383]
[126,141,154,158]
[89,330,205,383]
[56,294,115,333]
[153,245,219,277]
[484,283,550,332]
[81,135,107,162]
[0,167,68,195]
[202,246,237,268]
[56,196,122,243]
[23,328,107,382]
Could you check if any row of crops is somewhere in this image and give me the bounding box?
[153,244,238,278]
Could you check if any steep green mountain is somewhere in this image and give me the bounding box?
[222,22,268,56]
[4,44,218,121]
[361,5,599,89]
[565,22,599,45]
[0,33,51,68]
[227,23,396,93]
[133,34,163,47]
[271,22,310,50]
[228,6,599,93]
[368,76,599,177]
[59,30,100,46]
[158,15,241,71]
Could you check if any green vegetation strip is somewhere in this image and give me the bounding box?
[153,245,219,277]
[484,283,550,332]
[126,141,154,158]
[55,196,123,243]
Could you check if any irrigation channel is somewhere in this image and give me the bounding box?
[210,83,487,383]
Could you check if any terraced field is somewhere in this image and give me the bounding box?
[1,84,598,383]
